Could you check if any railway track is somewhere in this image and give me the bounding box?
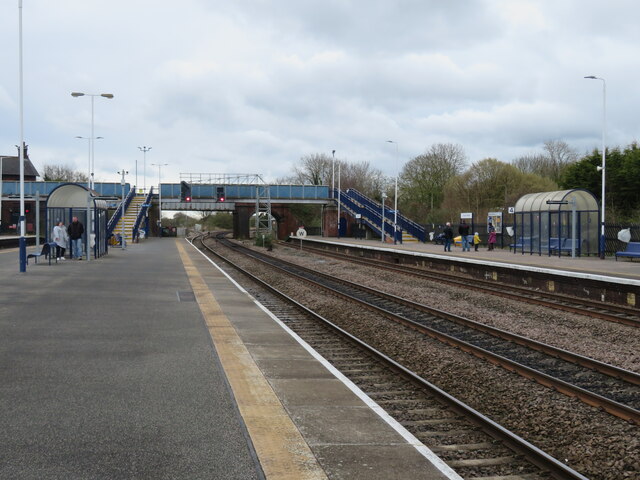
[218,237,640,425]
[277,240,640,328]
[192,233,589,480]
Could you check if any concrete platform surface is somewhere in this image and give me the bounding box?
[0,240,458,480]
[301,236,640,283]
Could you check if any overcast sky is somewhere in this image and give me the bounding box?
[1,1,639,187]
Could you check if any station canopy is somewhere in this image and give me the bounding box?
[513,188,599,256]
[515,189,598,213]
[47,183,107,210]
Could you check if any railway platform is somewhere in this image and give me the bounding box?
[299,236,640,281]
[0,239,457,479]
[295,236,640,308]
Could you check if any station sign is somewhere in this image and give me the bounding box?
[460,212,473,219]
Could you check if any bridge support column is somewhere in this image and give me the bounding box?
[323,206,338,237]
[233,205,252,239]
[270,205,300,240]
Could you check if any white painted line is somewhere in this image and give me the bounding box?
[186,238,462,480]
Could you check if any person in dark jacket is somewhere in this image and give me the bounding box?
[67,216,85,260]
[459,220,470,252]
[443,222,453,252]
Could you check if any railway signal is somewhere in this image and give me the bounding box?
[180,181,192,202]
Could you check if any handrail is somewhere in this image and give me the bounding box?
[338,191,395,239]
[107,186,136,236]
[343,188,426,242]
[132,187,154,241]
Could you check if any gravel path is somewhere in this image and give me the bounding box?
[211,239,640,480]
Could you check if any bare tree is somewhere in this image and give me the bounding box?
[42,164,88,182]
[513,140,578,183]
[398,143,467,222]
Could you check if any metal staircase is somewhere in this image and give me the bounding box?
[113,195,147,243]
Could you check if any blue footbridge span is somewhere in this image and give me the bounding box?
[0,179,427,245]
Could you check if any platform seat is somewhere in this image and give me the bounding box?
[549,238,580,255]
[615,242,640,261]
[509,237,532,252]
[26,242,57,265]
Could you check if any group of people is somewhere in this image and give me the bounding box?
[441,220,497,253]
[51,217,85,261]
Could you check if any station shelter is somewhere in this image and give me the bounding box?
[513,189,599,256]
[46,183,109,259]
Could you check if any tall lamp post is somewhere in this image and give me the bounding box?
[118,169,128,250]
[138,146,152,193]
[17,0,26,271]
[151,163,168,236]
[387,140,399,244]
[331,150,336,198]
[75,136,103,188]
[0,156,9,234]
[584,75,606,259]
[71,92,113,261]
[71,92,113,189]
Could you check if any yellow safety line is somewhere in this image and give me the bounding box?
[176,240,327,480]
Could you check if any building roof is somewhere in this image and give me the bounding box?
[0,155,40,178]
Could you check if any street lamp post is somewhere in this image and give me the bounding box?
[584,75,606,259]
[337,162,341,238]
[387,140,399,244]
[75,136,103,188]
[71,92,113,261]
[17,0,26,272]
[0,156,8,234]
[151,163,168,236]
[381,192,387,243]
[331,150,336,198]
[138,146,152,193]
[118,169,128,250]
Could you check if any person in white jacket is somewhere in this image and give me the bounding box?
[52,221,69,261]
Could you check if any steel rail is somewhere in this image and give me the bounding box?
[193,233,589,480]
[223,238,640,424]
[278,240,640,328]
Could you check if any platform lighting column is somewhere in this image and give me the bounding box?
[337,161,341,238]
[138,146,152,193]
[387,140,399,244]
[71,92,113,261]
[119,169,128,250]
[331,150,335,198]
[0,156,9,234]
[151,162,168,236]
[381,192,387,243]
[584,75,606,259]
[17,0,26,272]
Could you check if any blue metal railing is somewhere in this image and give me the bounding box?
[343,188,426,242]
[337,190,395,240]
[2,181,131,197]
[107,187,136,236]
[132,187,154,240]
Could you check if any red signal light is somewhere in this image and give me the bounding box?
[185,196,191,202]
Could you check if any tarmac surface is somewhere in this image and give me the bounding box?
[0,238,457,480]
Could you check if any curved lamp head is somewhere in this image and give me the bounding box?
[71,92,85,97]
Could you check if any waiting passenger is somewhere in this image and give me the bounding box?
[52,221,68,261]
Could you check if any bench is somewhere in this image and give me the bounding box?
[615,242,640,261]
[509,237,532,252]
[549,238,580,255]
[26,242,57,265]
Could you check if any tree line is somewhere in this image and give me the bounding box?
[284,139,640,226]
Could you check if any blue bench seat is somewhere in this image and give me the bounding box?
[26,242,58,265]
[615,242,640,261]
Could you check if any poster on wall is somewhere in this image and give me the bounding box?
[487,212,503,234]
